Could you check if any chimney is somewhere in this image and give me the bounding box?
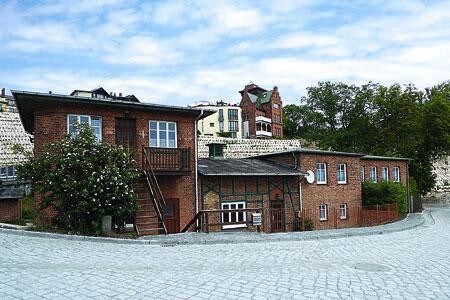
[1,88,5,97]
[49,91,52,94]
[119,92,122,97]
[273,86,278,91]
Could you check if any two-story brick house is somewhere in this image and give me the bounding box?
[239,83,283,139]
[13,89,213,235]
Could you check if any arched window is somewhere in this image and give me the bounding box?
[262,123,266,131]
[267,124,272,132]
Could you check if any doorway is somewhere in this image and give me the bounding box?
[270,200,285,233]
[115,118,136,150]
[164,198,180,234]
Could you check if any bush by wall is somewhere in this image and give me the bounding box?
[17,125,139,235]
[362,181,407,213]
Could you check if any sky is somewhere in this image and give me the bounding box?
[0,0,449,106]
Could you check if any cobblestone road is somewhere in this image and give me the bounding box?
[1,209,449,299]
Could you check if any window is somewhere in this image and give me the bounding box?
[316,163,327,184]
[242,112,249,121]
[360,166,365,182]
[393,167,400,182]
[209,123,215,127]
[273,103,279,109]
[0,166,16,180]
[149,121,177,148]
[218,109,224,121]
[369,166,377,182]
[219,121,224,132]
[337,164,347,184]
[381,167,389,181]
[339,204,348,220]
[228,109,238,120]
[319,204,328,221]
[67,114,102,141]
[228,121,239,132]
[221,202,246,229]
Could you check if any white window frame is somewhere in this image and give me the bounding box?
[360,166,365,182]
[337,163,347,184]
[382,167,389,181]
[339,203,348,220]
[319,204,328,221]
[221,201,246,229]
[369,166,377,182]
[67,114,102,141]
[149,121,177,148]
[316,163,327,184]
[0,166,16,180]
[393,167,400,182]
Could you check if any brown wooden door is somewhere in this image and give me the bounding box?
[115,118,136,150]
[270,201,285,233]
[164,198,180,234]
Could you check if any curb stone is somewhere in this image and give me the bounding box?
[0,209,432,246]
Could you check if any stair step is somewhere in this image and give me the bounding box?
[136,221,161,226]
[136,215,159,219]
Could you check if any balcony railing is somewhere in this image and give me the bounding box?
[142,147,191,173]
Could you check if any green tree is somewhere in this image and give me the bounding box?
[17,125,139,235]
[283,81,450,195]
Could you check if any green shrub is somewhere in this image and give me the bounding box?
[303,218,314,231]
[17,125,139,235]
[21,195,36,221]
[362,181,407,213]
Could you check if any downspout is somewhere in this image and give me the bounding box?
[194,110,204,215]
[407,160,411,213]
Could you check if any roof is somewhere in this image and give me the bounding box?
[12,90,215,134]
[0,112,33,166]
[361,155,411,161]
[198,158,306,176]
[252,148,365,158]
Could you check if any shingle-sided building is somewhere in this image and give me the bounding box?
[13,89,213,235]
[0,111,33,222]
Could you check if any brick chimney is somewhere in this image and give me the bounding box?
[1,88,5,97]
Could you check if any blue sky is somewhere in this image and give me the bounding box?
[0,0,449,106]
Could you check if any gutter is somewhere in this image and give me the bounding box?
[194,110,204,216]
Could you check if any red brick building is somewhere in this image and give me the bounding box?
[13,89,213,235]
[239,83,283,139]
[194,147,410,233]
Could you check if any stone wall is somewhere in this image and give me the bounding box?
[198,136,304,159]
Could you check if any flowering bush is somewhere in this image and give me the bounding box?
[18,125,139,235]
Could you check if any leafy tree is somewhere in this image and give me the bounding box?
[17,125,139,235]
[283,81,450,195]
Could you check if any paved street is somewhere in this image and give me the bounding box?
[1,209,449,300]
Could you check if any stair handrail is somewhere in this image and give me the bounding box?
[142,147,167,234]
[181,211,203,232]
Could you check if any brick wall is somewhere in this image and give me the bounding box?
[297,153,362,229]
[32,102,198,230]
[360,159,408,186]
[0,199,20,222]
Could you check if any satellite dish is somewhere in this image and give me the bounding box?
[305,170,315,184]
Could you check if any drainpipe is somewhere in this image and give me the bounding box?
[194,110,204,215]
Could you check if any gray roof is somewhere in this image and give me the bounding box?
[12,90,215,134]
[198,158,306,176]
[361,155,411,161]
[252,148,365,158]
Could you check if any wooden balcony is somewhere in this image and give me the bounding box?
[142,147,191,175]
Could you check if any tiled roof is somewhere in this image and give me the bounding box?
[0,112,33,166]
[198,158,306,176]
